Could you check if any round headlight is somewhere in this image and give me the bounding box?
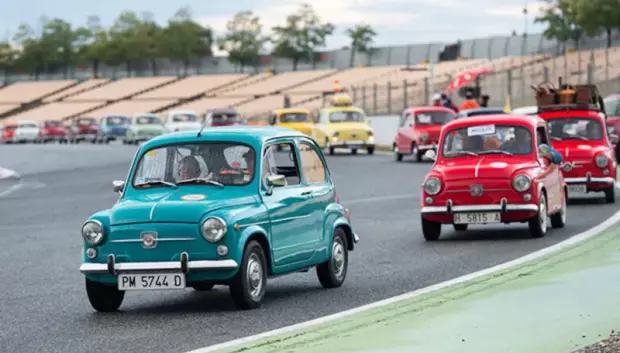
[423,177,441,195]
[512,174,531,192]
[81,220,104,245]
[595,154,609,168]
[201,217,227,242]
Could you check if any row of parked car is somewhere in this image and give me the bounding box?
[0,108,244,144]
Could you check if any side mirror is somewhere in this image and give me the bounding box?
[424,149,437,161]
[610,134,619,144]
[112,180,125,193]
[538,144,562,165]
[266,174,286,187]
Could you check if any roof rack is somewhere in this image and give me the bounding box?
[531,77,606,115]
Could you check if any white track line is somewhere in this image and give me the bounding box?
[186,184,620,353]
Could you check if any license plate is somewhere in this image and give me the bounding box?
[568,185,586,193]
[118,273,186,291]
[348,144,361,149]
[454,212,501,224]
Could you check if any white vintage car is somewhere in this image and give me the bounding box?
[164,110,201,133]
[14,120,40,143]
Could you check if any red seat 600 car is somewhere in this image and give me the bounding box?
[538,106,618,203]
[420,115,567,241]
[393,107,456,162]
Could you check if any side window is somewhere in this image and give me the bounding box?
[319,111,329,124]
[298,141,327,184]
[263,142,301,186]
[400,113,413,127]
[536,126,549,146]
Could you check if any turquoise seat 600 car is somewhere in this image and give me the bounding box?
[79,126,359,311]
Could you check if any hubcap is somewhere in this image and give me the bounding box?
[413,145,418,154]
[246,253,263,298]
[560,194,567,223]
[539,197,547,233]
[394,146,399,153]
[331,238,346,279]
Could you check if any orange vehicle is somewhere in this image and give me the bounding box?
[1,122,17,143]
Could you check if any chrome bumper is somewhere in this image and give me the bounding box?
[421,199,538,214]
[80,253,238,275]
[564,177,615,184]
[329,140,375,147]
[417,144,437,150]
[353,232,360,243]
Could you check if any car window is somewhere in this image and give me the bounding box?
[132,142,255,187]
[329,111,364,122]
[442,124,533,156]
[136,116,161,125]
[212,113,240,123]
[401,113,413,127]
[415,111,453,125]
[467,110,505,117]
[172,113,197,122]
[604,97,620,116]
[44,121,62,127]
[547,117,604,141]
[263,142,301,187]
[77,118,95,125]
[18,123,37,128]
[280,113,310,123]
[298,141,327,184]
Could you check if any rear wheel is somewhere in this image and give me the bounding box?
[85,278,125,312]
[421,216,441,241]
[394,144,403,161]
[329,146,335,155]
[367,146,375,155]
[351,148,358,155]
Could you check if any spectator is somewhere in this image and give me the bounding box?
[283,94,291,108]
[432,93,442,107]
[459,91,480,111]
[480,94,490,107]
[441,93,459,112]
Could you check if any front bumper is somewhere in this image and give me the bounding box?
[329,140,375,148]
[353,232,360,243]
[421,198,539,214]
[75,133,97,140]
[564,176,615,185]
[80,253,238,275]
[417,143,437,151]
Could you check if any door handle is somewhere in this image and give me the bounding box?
[301,190,312,195]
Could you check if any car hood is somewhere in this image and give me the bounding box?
[110,188,258,225]
[434,156,537,181]
[551,140,609,160]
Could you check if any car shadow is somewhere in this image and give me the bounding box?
[437,226,536,241]
[567,196,608,205]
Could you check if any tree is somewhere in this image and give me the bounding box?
[12,19,48,78]
[346,24,377,67]
[535,0,583,50]
[0,42,16,76]
[218,11,268,71]
[271,3,334,70]
[108,11,163,75]
[162,7,214,76]
[575,0,620,48]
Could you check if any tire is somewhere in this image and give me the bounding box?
[317,228,349,288]
[229,240,268,310]
[528,193,548,238]
[604,185,615,203]
[85,278,125,312]
[412,143,422,162]
[191,283,215,291]
[329,146,335,155]
[351,148,358,155]
[550,189,567,228]
[367,147,375,155]
[453,224,468,231]
[394,144,403,161]
[421,215,441,241]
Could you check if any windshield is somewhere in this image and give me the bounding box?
[547,117,604,141]
[77,118,95,125]
[132,142,255,187]
[44,121,61,127]
[106,116,129,125]
[212,114,240,123]
[329,111,364,122]
[280,113,310,123]
[18,123,37,128]
[136,116,161,125]
[172,114,197,122]
[442,124,533,156]
[5,125,16,131]
[604,97,620,116]
[416,111,453,125]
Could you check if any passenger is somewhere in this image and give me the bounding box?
[550,122,565,139]
[178,156,201,180]
[480,94,490,107]
[462,135,484,152]
[459,91,480,111]
[441,93,459,112]
[585,121,602,140]
[503,128,532,153]
[243,151,255,176]
[484,136,501,150]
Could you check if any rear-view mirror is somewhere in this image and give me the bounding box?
[424,150,436,161]
[112,180,125,193]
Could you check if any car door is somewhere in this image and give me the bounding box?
[297,138,334,247]
[261,139,315,267]
[396,112,414,152]
[536,125,562,211]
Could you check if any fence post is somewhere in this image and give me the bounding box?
[507,70,513,105]
[543,67,549,82]
[387,81,392,114]
[373,83,378,115]
[362,86,367,111]
[587,62,593,84]
[424,78,429,105]
[403,79,408,110]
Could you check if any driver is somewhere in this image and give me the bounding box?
[585,121,602,139]
[503,128,532,153]
[462,135,484,152]
[178,156,201,180]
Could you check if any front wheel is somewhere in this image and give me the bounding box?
[394,144,403,161]
[229,240,268,310]
[422,215,441,241]
[351,148,358,155]
[367,147,375,155]
[85,278,125,312]
[317,228,349,288]
[604,185,615,203]
[528,193,548,238]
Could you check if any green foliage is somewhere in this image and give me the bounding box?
[574,0,620,47]
[271,3,334,70]
[346,24,377,67]
[218,11,268,70]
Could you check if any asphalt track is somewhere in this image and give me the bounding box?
[0,143,618,353]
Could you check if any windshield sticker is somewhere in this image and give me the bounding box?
[490,162,507,168]
[417,114,431,123]
[181,194,206,201]
[467,124,495,136]
[243,174,251,182]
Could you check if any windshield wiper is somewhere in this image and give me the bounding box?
[445,150,478,157]
[177,177,224,188]
[551,136,563,141]
[479,150,514,156]
[563,136,588,141]
[135,180,177,188]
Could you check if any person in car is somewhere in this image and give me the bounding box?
[502,128,532,154]
[178,156,201,180]
[462,135,484,152]
[585,121,603,140]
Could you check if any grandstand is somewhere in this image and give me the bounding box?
[1,47,620,123]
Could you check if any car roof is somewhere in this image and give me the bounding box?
[443,114,543,131]
[273,108,311,114]
[142,126,308,150]
[168,110,197,115]
[459,107,505,115]
[208,108,238,114]
[404,106,454,114]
